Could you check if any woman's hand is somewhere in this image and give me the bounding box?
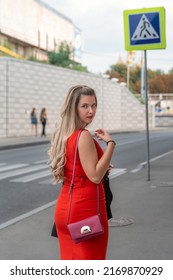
[107,163,114,174]
[94,129,113,143]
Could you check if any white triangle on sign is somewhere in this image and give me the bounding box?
[131,14,159,41]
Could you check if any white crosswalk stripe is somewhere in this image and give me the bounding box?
[10,169,51,183]
[109,168,127,179]
[41,169,127,185]
[39,178,61,185]
[34,159,48,164]
[0,162,128,184]
[0,163,7,166]
[0,164,48,180]
[0,163,28,172]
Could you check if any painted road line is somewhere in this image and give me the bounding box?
[117,134,172,147]
[0,165,47,180]
[150,150,173,162]
[39,178,56,185]
[10,169,51,183]
[139,150,173,166]
[130,150,173,173]
[39,178,63,185]
[0,200,57,230]
[109,168,127,179]
[130,164,143,173]
[40,169,128,184]
[0,163,7,166]
[0,170,126,229]
[34,159,48,164]
[0,163,28,172]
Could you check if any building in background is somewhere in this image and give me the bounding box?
[73,27,82,63]
[0,0,82,62]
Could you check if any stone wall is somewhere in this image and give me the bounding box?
[0,57,148,138]
[0,60,7,137]
[155,115,173,127]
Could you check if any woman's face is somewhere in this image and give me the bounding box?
[77,95,97,126]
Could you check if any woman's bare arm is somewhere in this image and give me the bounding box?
[78,130,115,184]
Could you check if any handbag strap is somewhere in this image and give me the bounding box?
[69,130,82,192]
[67,130,100,225]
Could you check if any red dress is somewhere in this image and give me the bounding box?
[54,130,108,260]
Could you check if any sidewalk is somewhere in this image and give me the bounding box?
[0,135,50,151]
[0,136,173,259]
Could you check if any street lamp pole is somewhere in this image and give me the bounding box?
[126,51,136,90]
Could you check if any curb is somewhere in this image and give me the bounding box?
[0,140,50,151]
[0,128,169,151]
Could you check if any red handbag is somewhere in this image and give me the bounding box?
[66,130,104,244]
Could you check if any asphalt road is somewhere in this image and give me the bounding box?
[0,130,173,225]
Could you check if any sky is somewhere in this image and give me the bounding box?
[43,0,173,75]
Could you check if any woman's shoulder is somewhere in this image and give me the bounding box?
[78,129,95,148]
[80,129,92,139]
[68,129,90,142]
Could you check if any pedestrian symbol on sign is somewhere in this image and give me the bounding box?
[124,7,166,50]
[131,14,159,41]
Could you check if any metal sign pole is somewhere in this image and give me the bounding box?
[124,7,166,181]
[141,51,145,99]
[144,50,150,181]
[6,60,9,137]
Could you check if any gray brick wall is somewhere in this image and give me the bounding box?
[0,57,148,137]
[156,115,173,127]
[0,60,7,137]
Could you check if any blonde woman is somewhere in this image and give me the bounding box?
[49,85,116,260]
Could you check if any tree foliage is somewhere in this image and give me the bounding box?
[106,62,173,94]
[149,74,173,93]
[47,42,88,72]
[169,67,173,74]
[48,42,71,67]
[106,63,127,83]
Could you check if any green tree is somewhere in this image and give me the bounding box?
[155,69,165,75]
[106,62,173,94]
[106,63,127,83]
[148,73,173,93]
[48,42,71,67]
[70,64,88,72]
[47,41,88,72]
[169,67,173,74]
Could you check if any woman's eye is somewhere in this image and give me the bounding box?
[81,104,96,109]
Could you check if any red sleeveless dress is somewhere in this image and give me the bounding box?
[54,130,108,260]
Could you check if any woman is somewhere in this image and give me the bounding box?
[30,107,38,136]
[40,107,47,136]
[49,85,116,260]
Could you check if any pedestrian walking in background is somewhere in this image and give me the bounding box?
[30,107,38,136]
[40,107,47,136]
[48,85,116,260]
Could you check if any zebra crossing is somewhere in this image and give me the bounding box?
[0,160,52,184]
[0,160,127,185]
[10,169,51,183]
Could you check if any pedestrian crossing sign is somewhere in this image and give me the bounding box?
[123,7,166,50]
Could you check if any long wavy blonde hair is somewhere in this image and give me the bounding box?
[48,85,97,183]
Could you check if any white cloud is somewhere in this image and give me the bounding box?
[43,0,173,73]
